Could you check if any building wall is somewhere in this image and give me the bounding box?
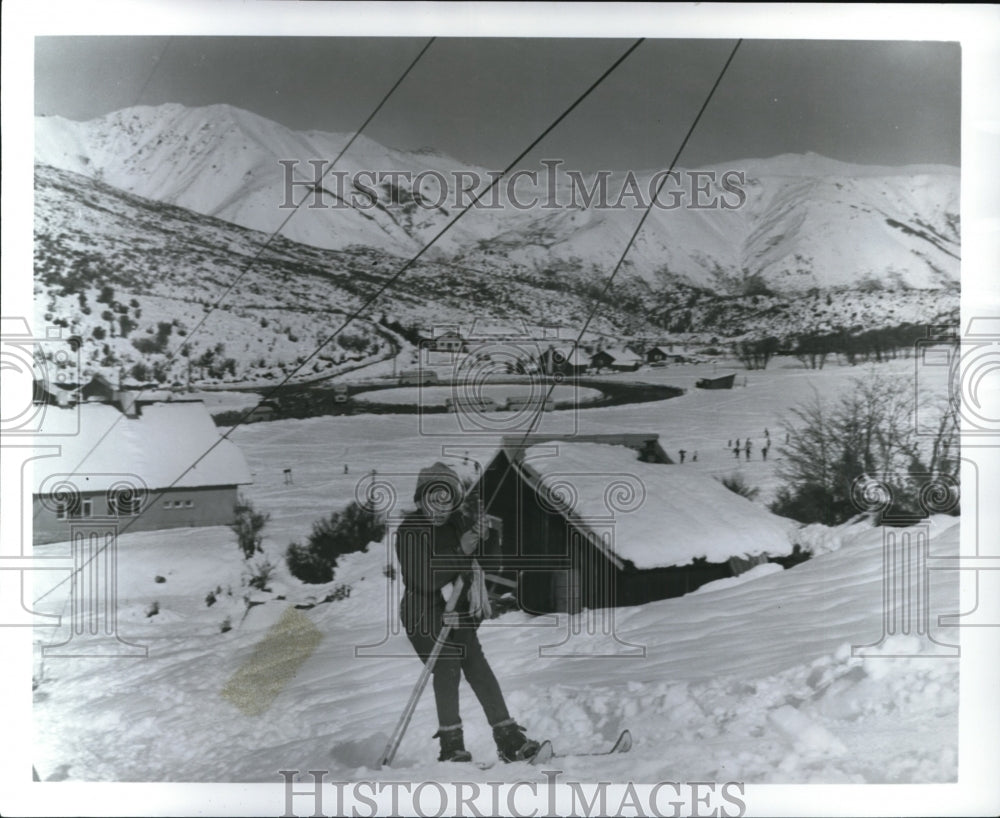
[33,485,241,544]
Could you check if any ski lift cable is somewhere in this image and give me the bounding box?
[228,38,647,404]
[34,37,645,605]
[34,38,437,526]
[480,39,744,517]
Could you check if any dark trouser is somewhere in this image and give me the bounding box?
[402,596,510,728]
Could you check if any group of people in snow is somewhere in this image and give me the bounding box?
[728,429,773,461]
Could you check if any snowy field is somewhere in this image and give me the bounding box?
[30,357,963,785]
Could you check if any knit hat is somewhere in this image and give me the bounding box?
[413,462,465,514]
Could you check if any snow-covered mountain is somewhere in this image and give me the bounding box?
[35,103,960,294]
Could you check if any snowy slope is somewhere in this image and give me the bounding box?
[35,103,960,293]
[31,360,962,785]
[30,506,960,785]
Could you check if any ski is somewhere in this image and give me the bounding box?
[475,740,553,770]
[528,739,555,766]
[474,730,629,769]
[555,728,632,758]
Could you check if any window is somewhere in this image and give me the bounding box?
[66,499,92,519]
[54,497,88,519]
[184,500,193,508]
[110,491,141,516]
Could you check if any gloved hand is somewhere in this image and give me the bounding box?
[459,515,486,555]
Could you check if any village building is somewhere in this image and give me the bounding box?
[590,347,643,372]
[32,400,252,544]
[431,331,466,353]
[244,401,279,422]
[479,434,795,613]
[539,345,590,376]
[645,345,671,364]
[695,373,737,389]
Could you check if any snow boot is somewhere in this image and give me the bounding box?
[433,725,472,763]
[492,719,541,763]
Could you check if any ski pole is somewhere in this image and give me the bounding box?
[378,575,465,768]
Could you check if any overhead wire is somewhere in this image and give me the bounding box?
[480,39,744,520]
[34,37,646,605]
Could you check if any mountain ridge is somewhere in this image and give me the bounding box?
[35,102,960,295]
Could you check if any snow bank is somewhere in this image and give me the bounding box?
[523,442,796,568]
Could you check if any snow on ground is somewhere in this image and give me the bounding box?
[31,357,961,784]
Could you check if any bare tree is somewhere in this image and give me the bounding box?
[772,370,959,525]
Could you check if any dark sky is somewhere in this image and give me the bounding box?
[34,36,961,170]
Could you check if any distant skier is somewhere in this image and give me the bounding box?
[678,449,687,464]
[395,463,540,764]
[761,445,769,461]
[692,450,698,462]
[733,445,741,459]
[744,439,752,460]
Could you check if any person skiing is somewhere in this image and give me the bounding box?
[394,462,540,764]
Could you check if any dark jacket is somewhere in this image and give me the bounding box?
[395,510,476,636]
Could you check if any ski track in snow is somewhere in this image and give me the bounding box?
[31,359,959,784]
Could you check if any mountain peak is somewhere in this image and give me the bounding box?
[34,102,960,295]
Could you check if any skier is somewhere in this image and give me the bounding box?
[678,449,687,464]
[395,462,540,764]
[744,438,752,460]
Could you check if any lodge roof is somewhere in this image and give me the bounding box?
[492,436,794,570]
[32,401,252,495]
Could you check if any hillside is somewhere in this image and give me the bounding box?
[36,103,960,295]
[33,162,959,387]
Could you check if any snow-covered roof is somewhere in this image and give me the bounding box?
[595,347,642,364]
[33,401,252,494]
[517,442,794,569]
[546,346,590,366]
